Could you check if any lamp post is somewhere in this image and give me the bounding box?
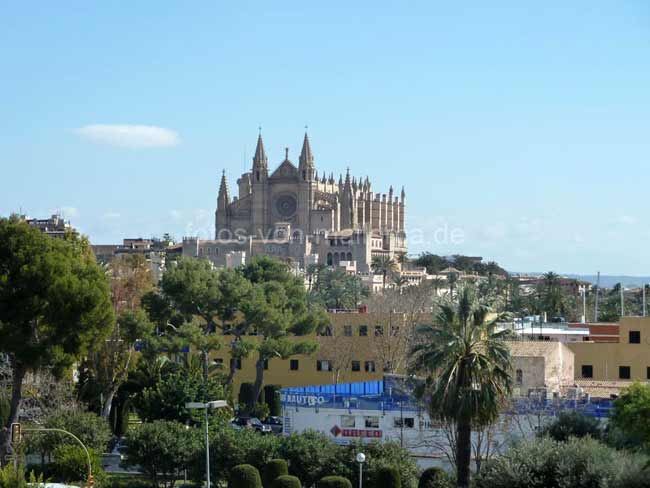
[186,400,228,488]
[356,452,366,488]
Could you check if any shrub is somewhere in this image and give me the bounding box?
[317,475,353,488]
[263,385,282,417]
[230,464,262,488]
[123,420,202,488]
[262,460,288,488]
[239,383,256,413]
[374,467,400,488]
[0,464,44,488]
[278,431,341,487]
[272,475,301,488]
[539,410,602,442]
[417,468,449,488]
[474,436,650,488]
[342,442,419,488]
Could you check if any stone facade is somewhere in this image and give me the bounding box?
[184,133,407,271]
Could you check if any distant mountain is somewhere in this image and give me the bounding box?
[514,273,650,288]
[564,275,650,288]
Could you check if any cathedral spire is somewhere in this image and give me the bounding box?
[252,133,268,171]
[299,132,314,168]
[218,170,230,208]
[400,186,406,202]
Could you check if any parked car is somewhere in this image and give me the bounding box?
[231,416,272,434]
[263,416,283,434]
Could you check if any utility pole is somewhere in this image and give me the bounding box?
[620,284,625,318]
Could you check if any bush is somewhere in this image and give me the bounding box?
[263,385,282,417]
[49,445,105,484]
[474,436,650,488]
[417,468,449,488]
[317,476,353,488]
[539,410,602,442]
[262,460,288,488]
[0,464,44,488]
[239,383,256,413]
[375,467,400,488]
[230,464,262,488]
[123,420,201,488]
[278,431,342,487]
[272,475,301,488]
[342,442,419,488]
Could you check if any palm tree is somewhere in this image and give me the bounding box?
[410,286,513,488]
[371,255,398,290]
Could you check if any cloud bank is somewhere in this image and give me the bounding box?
[74,124,180,148]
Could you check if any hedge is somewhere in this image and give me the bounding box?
[230,464,262,488]
[317,475,353,488]
[262,459,288,488]
[272,474,302,488]
[375,467,401,488]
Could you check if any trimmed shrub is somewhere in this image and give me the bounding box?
[263,385,282,416]
[375,467,400,488]
[417,468,449,488]
[317,476,353,488]
[272,475,302,488]
[262,459,288,488]
[239,382,256,413]
[49,445,105,484]
[230,464,262,488]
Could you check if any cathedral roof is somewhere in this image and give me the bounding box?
[299,132,314,168]
[253,133,268,168]
[270,148,299,179]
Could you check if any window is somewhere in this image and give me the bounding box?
[319,325,333,336]
[619,366,631,379]
[374,325,384,336]
[364,416,379,428]
[515,369,523,385]
[263,359,268,370]
[343,325,352,336]
[629,331,641,344]
[647,367,650,380]
[317,360,332,372]
[351,361,360,372]
[365,361,376,372]
[341,415,355,428]
[394,417,415,428]
[383,361,393,373]
[359,325,368,336]
[581,365,593,378]
[290,359,299,371]
[233,358,242,370]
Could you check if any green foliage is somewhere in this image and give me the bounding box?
[272,475,301,488]
[122,420,201,488]
[277,431,343,488]
[474,436,650,488]
[250,403,270,421]
[230,464,262,488]
[417,468,450,488]
[132,368,226,423]
[344,442,419,488]
[0,464,44,488]
[102,475,155,488]
[261,459,288,488]
[309,268,369,310]
[263,385,282,417]
[0,216,114,448]
[610,381,650,447]
[414,253,507,277]
[239,383,256,413]
[539,410,602,442]
[49,444,104,484]
[317,476,353,488]
[374,467,400,488]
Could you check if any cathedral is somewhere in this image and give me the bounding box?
[182,132,407,273]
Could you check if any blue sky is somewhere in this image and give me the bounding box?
[1,1,649,275]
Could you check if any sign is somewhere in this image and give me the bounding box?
[281,394,326,407]
[330,424,382,438]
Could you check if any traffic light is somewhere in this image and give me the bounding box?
[10,423,21,444]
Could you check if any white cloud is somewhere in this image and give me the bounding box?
[74,124,180,148]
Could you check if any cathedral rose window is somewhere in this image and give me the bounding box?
[275,194,297,217]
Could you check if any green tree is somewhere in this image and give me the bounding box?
[122,420,201,488]
[310,268,368,310]
[371,255,398,290]
[241,256,327,402]
[410,286,513,488]
[539,410,602,442]
[609,381,650,448]
[0,216,114,459]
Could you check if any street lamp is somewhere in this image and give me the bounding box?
[356,452,366,488]
[186,400,228,488]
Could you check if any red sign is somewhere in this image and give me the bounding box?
[342,428,382,438]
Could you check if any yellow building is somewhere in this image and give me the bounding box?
[215,311,413,394]
[568,316,650,382]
